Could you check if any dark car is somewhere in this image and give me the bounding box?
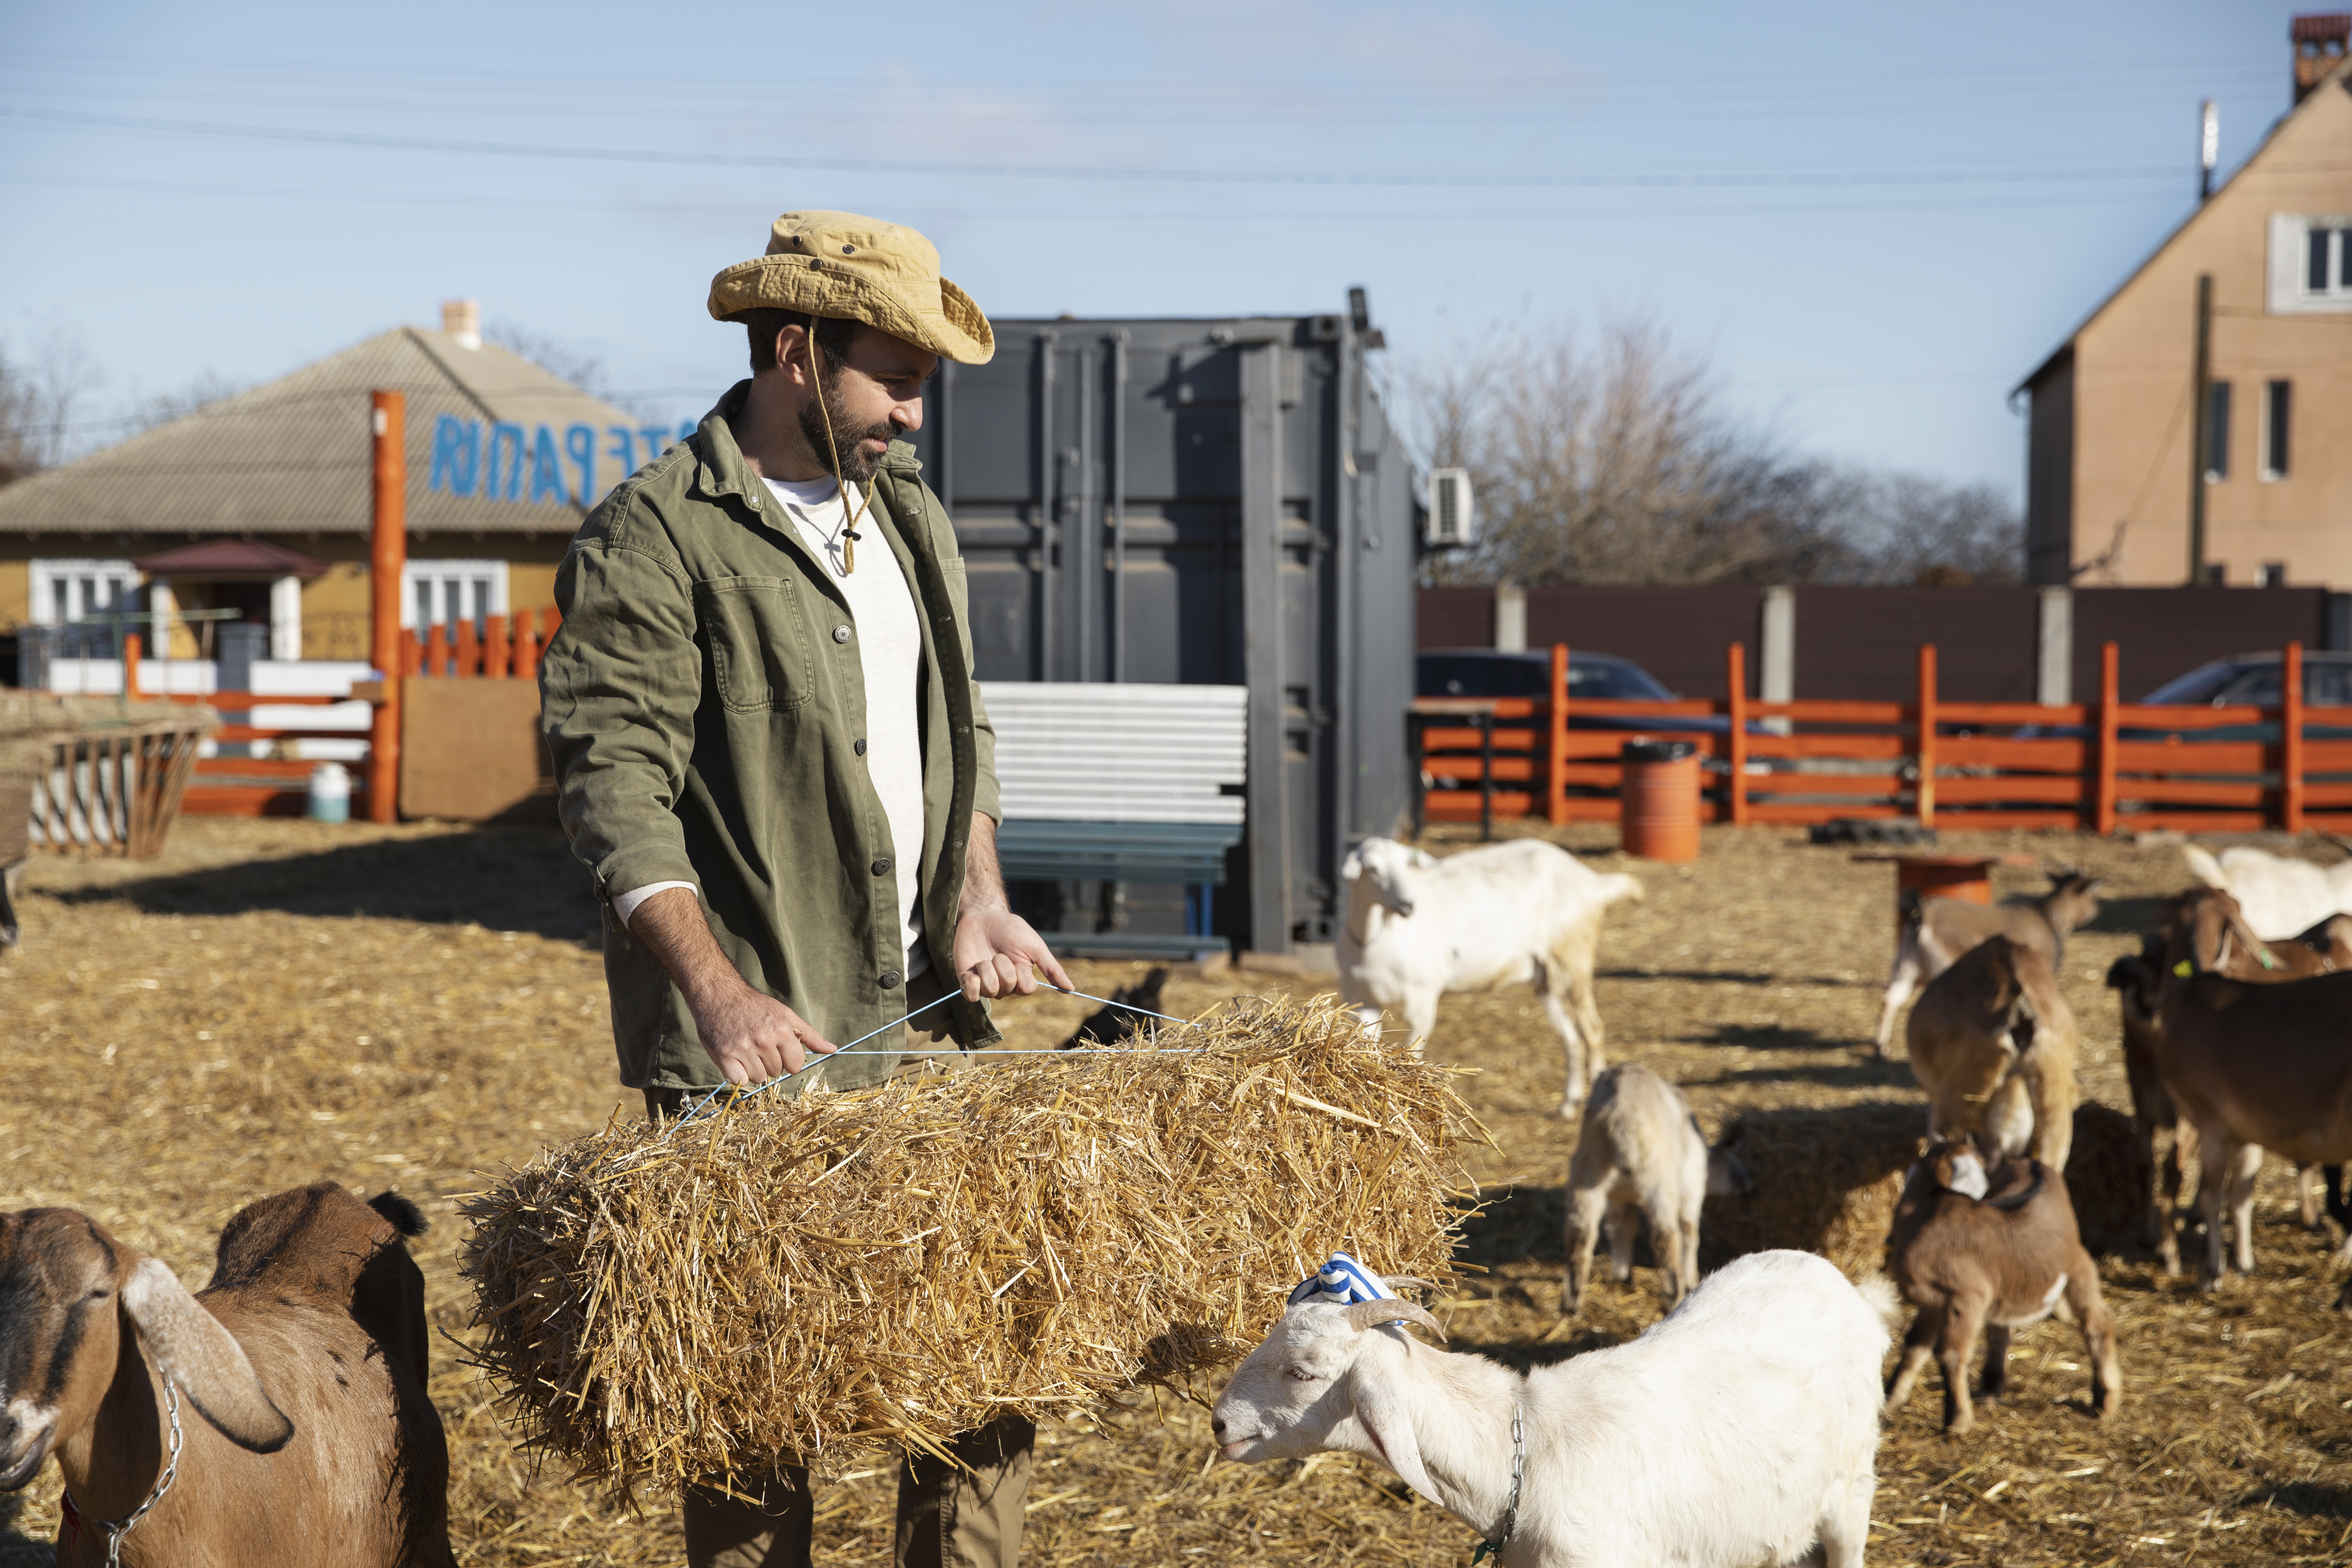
[2019,651,2352,742]
[1416,649,1737,737]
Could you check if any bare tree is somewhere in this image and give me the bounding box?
[0,332,101,485]
[486,322,650,419]
[1406,319,1851,586]
[121,370,250,437]
[1403,319,2020,586]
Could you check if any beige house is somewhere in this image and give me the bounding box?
[0,302,678,663]
[2019,16,2352,588]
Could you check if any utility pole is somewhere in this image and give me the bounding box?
[2189,274,2213,586]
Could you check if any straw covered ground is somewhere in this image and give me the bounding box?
[1,815,2348,1567]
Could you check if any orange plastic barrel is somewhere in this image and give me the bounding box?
[1620,739,1701,862]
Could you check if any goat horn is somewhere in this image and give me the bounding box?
[1342,1299,1446,1341]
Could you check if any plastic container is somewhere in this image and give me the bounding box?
[1620,739,1700,862]
[306,761,351,824]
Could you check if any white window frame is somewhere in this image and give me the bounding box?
[2268,213,2352,314]
[400,560,509,633]
[29,558,139,627]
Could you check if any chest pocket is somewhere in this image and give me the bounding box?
[699,576,814,712]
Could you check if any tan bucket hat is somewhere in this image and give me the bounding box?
[707,210,994,365]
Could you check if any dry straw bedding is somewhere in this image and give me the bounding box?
[0,818,2347,1567]
[461,998,1477,1489]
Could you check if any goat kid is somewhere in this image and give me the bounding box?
[0,1184,453,1568]
[1874,871,2101,1055]
[1563,1065,1752,1315]
[1906,934,2079,1171]
[1339,836,1642,1118]
[1884,1139,2122,1434]
[2182,843,2352,941]
[1213,1251,1893,1568]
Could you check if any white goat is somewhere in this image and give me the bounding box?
[1213,1251,1894,1568]
[1339,837,1642,1117]
[2183,844,2352,940]
[1563,1065,1752,1314]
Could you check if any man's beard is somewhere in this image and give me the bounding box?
[797,379,894,484]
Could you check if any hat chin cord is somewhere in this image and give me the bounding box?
[805,332,874,574]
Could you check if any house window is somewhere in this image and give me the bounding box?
[2204,380,2232,481]
[2269,214,2352,312]
[401,560,508,634]
[2258,562,2288,588]
[29,559,138,626]
[2263,379,2292,480]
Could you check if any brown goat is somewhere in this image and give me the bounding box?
[2153,965,2352,1297]
[1884,1139,2122,1433]
[2109,887,2352,1273]
[1906,934,2079,1171]
[1874,870,2103,1056]
[0,1183,452,1568]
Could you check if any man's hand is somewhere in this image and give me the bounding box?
[687,977,837,1085]
[953,906,1075,1001]
[626,886,837,1084]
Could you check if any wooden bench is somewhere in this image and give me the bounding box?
[980,682,1246,959]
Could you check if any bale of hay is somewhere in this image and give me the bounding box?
[2063,1101,2152,1258]
[460,996,1478,1491]
[1700,1100,1924,1276]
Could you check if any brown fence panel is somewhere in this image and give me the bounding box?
[1794,587,2039,703]
[1521,587,1764,698]
[2074,588,2326,700]
[1416,588,1493,650]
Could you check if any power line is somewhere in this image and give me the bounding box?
[0,105,2202,190]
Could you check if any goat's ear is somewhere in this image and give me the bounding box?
[1344,1358,1446,1510]
[121,1257,294,1454]
[1941,1150,1990,1201]
[1340,849,1364,881]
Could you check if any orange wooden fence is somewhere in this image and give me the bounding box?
[1411,640,2344,836]
[124,606,560,816]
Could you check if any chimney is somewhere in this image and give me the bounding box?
[2294,13,2350,105]
[441,298,482,350]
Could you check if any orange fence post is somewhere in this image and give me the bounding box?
[123,631,142,699]
[2095,641,2120,835]
[484,612,512,679]
[424,622,447,678]
[367,388,406,824]
[1725,641,1749,826]
[514,608,541,683]
[454,616,478,678]
[400,628,421,678]
[1916,644,1938,829]
[1547,642,1571,825]
[2283,639,2306,832]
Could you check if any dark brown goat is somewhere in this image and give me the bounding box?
[1875,871,2103,1056]
[0,1183,452,1567]
[2107,887,2352,1273]
[1884,1139,2122,1434]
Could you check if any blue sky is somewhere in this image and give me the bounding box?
[0,1,2306,496]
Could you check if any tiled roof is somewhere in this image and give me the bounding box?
[0,327,687,538]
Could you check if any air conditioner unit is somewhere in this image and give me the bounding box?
[1425,468,1476,548]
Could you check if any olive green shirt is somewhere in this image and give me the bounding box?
[541,380,1001,1093]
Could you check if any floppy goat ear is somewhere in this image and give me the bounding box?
[121,1257,294,1453]
[1342,1338,1446,1510]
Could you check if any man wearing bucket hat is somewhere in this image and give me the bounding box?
[541,210,1066,1567]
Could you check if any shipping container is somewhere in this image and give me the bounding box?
[910,301,1417,954]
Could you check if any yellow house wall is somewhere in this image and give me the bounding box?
[2071,76,2352,586]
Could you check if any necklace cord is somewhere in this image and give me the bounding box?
[803,331,873,572]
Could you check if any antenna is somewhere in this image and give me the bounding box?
[2199,99,2218,202]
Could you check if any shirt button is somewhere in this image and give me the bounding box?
[872,857,892,876]
[880,969,903,989]
[833,625,853,643]
[853,738,868,756]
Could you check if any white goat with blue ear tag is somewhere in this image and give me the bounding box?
[1213,1251,1895,1567]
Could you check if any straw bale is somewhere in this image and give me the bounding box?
[1699,1100,1923,1276]
[459,995,1478,1491]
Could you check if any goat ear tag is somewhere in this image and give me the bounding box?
[2172,960,2194,978]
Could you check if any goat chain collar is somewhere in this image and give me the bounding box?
[1470,1400,1524,1564]
[61,1379,182,1567]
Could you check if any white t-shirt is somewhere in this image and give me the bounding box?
[613,472,932,982]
